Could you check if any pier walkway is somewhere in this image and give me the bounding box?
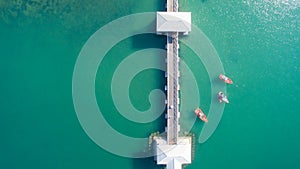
[154,0,192,168]
[167,0,178,12]
[166,32,180,145]
[165,0,180,145]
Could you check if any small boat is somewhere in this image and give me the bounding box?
[219,74,233,84]
[218,92,229,103]
[194,108,208,123]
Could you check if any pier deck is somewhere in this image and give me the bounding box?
[166,32,180,144]
[154,0,192,168]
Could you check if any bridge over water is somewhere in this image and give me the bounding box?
[153,0,192,169]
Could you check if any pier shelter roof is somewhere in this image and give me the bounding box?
[156,12,191,33]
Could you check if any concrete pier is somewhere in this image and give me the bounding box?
[153,0,192,169]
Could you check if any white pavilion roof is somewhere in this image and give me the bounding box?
[155,137,192,169]
[157,12,191,33]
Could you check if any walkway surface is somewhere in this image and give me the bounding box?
[167,0,178,12]
[166,0,180,145]
[166,32,180,144]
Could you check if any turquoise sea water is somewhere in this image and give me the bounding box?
[1,0,300,169]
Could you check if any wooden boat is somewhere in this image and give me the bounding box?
[194,108,208,123]
[219,74,233,84]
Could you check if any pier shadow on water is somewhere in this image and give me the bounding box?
[131,33,166,50]
[132,157,160,169]
[131,147,161,169]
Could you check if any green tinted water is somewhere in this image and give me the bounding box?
[1,0,300,169]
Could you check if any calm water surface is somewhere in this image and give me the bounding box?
[0,0,299,169]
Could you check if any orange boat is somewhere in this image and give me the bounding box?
[194,108,208,123]
[219,74,233,84]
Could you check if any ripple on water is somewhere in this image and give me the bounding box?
[245,0,300,20]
